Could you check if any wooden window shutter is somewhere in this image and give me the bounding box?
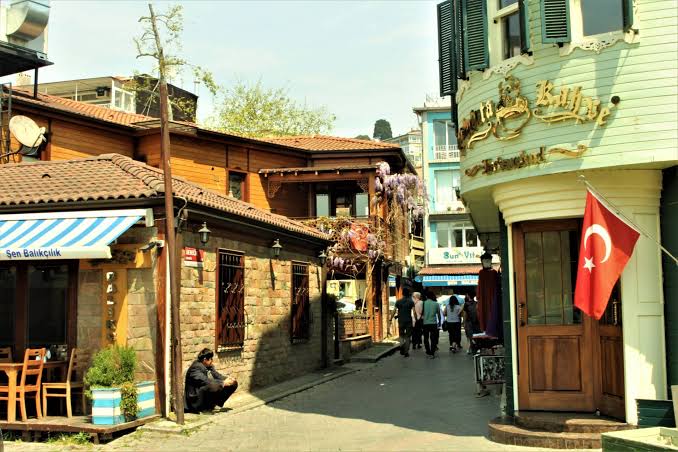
[622,0,634,32]
[518,0,531,54]
[437,0,455,97]
[540,0,570,44]
[462,0,489,72]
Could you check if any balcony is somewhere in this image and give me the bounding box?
[433,145,460,162]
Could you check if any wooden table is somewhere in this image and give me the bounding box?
[0,360,67,422]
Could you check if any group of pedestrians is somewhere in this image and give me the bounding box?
[391,288,480,359]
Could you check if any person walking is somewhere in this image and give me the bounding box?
[422,290,441,359]
[411,292,424,349]
[390,288,414,357]
[445,295,463,352]
[462,293,481,355]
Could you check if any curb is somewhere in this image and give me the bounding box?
[350,343,401,363]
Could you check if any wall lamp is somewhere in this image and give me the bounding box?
[198,222,211,245]
[271,239,282,258]
[318,250,327,266]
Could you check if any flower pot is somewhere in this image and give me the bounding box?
[91,381,156,425]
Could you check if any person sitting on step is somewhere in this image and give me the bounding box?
[185,348,238,413]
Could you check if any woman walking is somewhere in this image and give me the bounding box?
[445,295,463,352]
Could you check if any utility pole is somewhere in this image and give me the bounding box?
[148,3,184,425]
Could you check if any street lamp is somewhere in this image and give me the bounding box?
[480,249,493,269]
[198,222,211,245]
[271,239,282,258]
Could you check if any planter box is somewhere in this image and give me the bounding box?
[92,381,156,425]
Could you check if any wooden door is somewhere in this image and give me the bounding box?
[596,289,625,419]
[515,220,596,412]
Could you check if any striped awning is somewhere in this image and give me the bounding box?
[0,209,149,261]
[419,274,478,287]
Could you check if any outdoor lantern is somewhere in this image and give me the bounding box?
[318,250,327,266]
[271,239,282,258]
[198,222,211,245]
[480,249,493,269]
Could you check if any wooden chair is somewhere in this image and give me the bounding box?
[0,348,45,421]
[0,347,12,363]
[42,348,85,418]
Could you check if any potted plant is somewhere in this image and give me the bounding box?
[84,345,155,425]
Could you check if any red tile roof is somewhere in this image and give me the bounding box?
[259,164,378,174]
[259,135,402,152]
[0,154,329,241]
[418,265,485,276]
[11,87,152,127]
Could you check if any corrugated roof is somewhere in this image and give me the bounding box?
[0,154,329,241]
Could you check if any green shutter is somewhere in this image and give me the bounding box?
[437,1,455,97]
[519,0,530,53]
[541,0,570,44]
[453,0,466,80]
[462,0,488,72]
[622,0,634,32]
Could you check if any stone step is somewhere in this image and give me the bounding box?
[514,411,631,433]
[489,417,603,449]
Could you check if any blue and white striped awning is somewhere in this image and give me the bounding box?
[0,209,148,261]
[421,274,478,287]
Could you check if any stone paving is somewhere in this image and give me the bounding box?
[2,335,589,451]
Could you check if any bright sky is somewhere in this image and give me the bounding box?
[12,0,441,138]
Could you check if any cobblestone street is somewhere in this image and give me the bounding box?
[5,335,550,451]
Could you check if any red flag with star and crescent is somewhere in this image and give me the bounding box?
[574,190,640,319]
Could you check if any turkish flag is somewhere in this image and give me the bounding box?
[574,190,640,319]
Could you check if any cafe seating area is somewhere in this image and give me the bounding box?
[0,347,84,423]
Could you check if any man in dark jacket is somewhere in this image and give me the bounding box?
[185,348,238,413]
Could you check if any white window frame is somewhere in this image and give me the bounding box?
[560,0,639,56]
[434,221,480,248]
[488,1,520,67]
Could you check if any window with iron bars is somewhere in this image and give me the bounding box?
[216,250,245,350]
[291,262,310,343]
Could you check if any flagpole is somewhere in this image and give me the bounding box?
[577,174,678,265]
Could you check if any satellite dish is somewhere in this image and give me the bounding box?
[9,115,46,157]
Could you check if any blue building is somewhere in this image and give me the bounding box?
[414,98,491,296]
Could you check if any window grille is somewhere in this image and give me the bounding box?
[291,262,310,343]
[217,250,245,349]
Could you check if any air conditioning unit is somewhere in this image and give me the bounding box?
[95,87,108,98]
[1,0,50,55]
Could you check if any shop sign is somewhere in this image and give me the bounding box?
[458,76,614,151]
[183,247,204,268]
[464,144,588,177]
[428,247,499,265]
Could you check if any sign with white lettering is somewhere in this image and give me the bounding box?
[183,247,205,268]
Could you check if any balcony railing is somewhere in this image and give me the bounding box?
[433,145,460,161]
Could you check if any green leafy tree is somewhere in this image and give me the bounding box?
[354,134,371,140]
[133,4,218,121]
[373,119,393,140]
[207,79,335,138]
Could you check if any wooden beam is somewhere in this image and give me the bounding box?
[264,171,375,183]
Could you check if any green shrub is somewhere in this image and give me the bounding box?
[84,345,139,420]
[84,345,137,389]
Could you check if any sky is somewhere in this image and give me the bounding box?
[6,0,441,138]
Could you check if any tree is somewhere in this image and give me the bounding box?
[372,119,392,140]
[354,134,371,141]
[133,4,218,121]
[207,80,335,138]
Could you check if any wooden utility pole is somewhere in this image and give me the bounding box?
[148,3,184,425]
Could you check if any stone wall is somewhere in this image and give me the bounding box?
[180,231,328,392]
[75,226,158,381]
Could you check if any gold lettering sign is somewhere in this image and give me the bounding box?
[457,76,614,152]
[464,144,588,177]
